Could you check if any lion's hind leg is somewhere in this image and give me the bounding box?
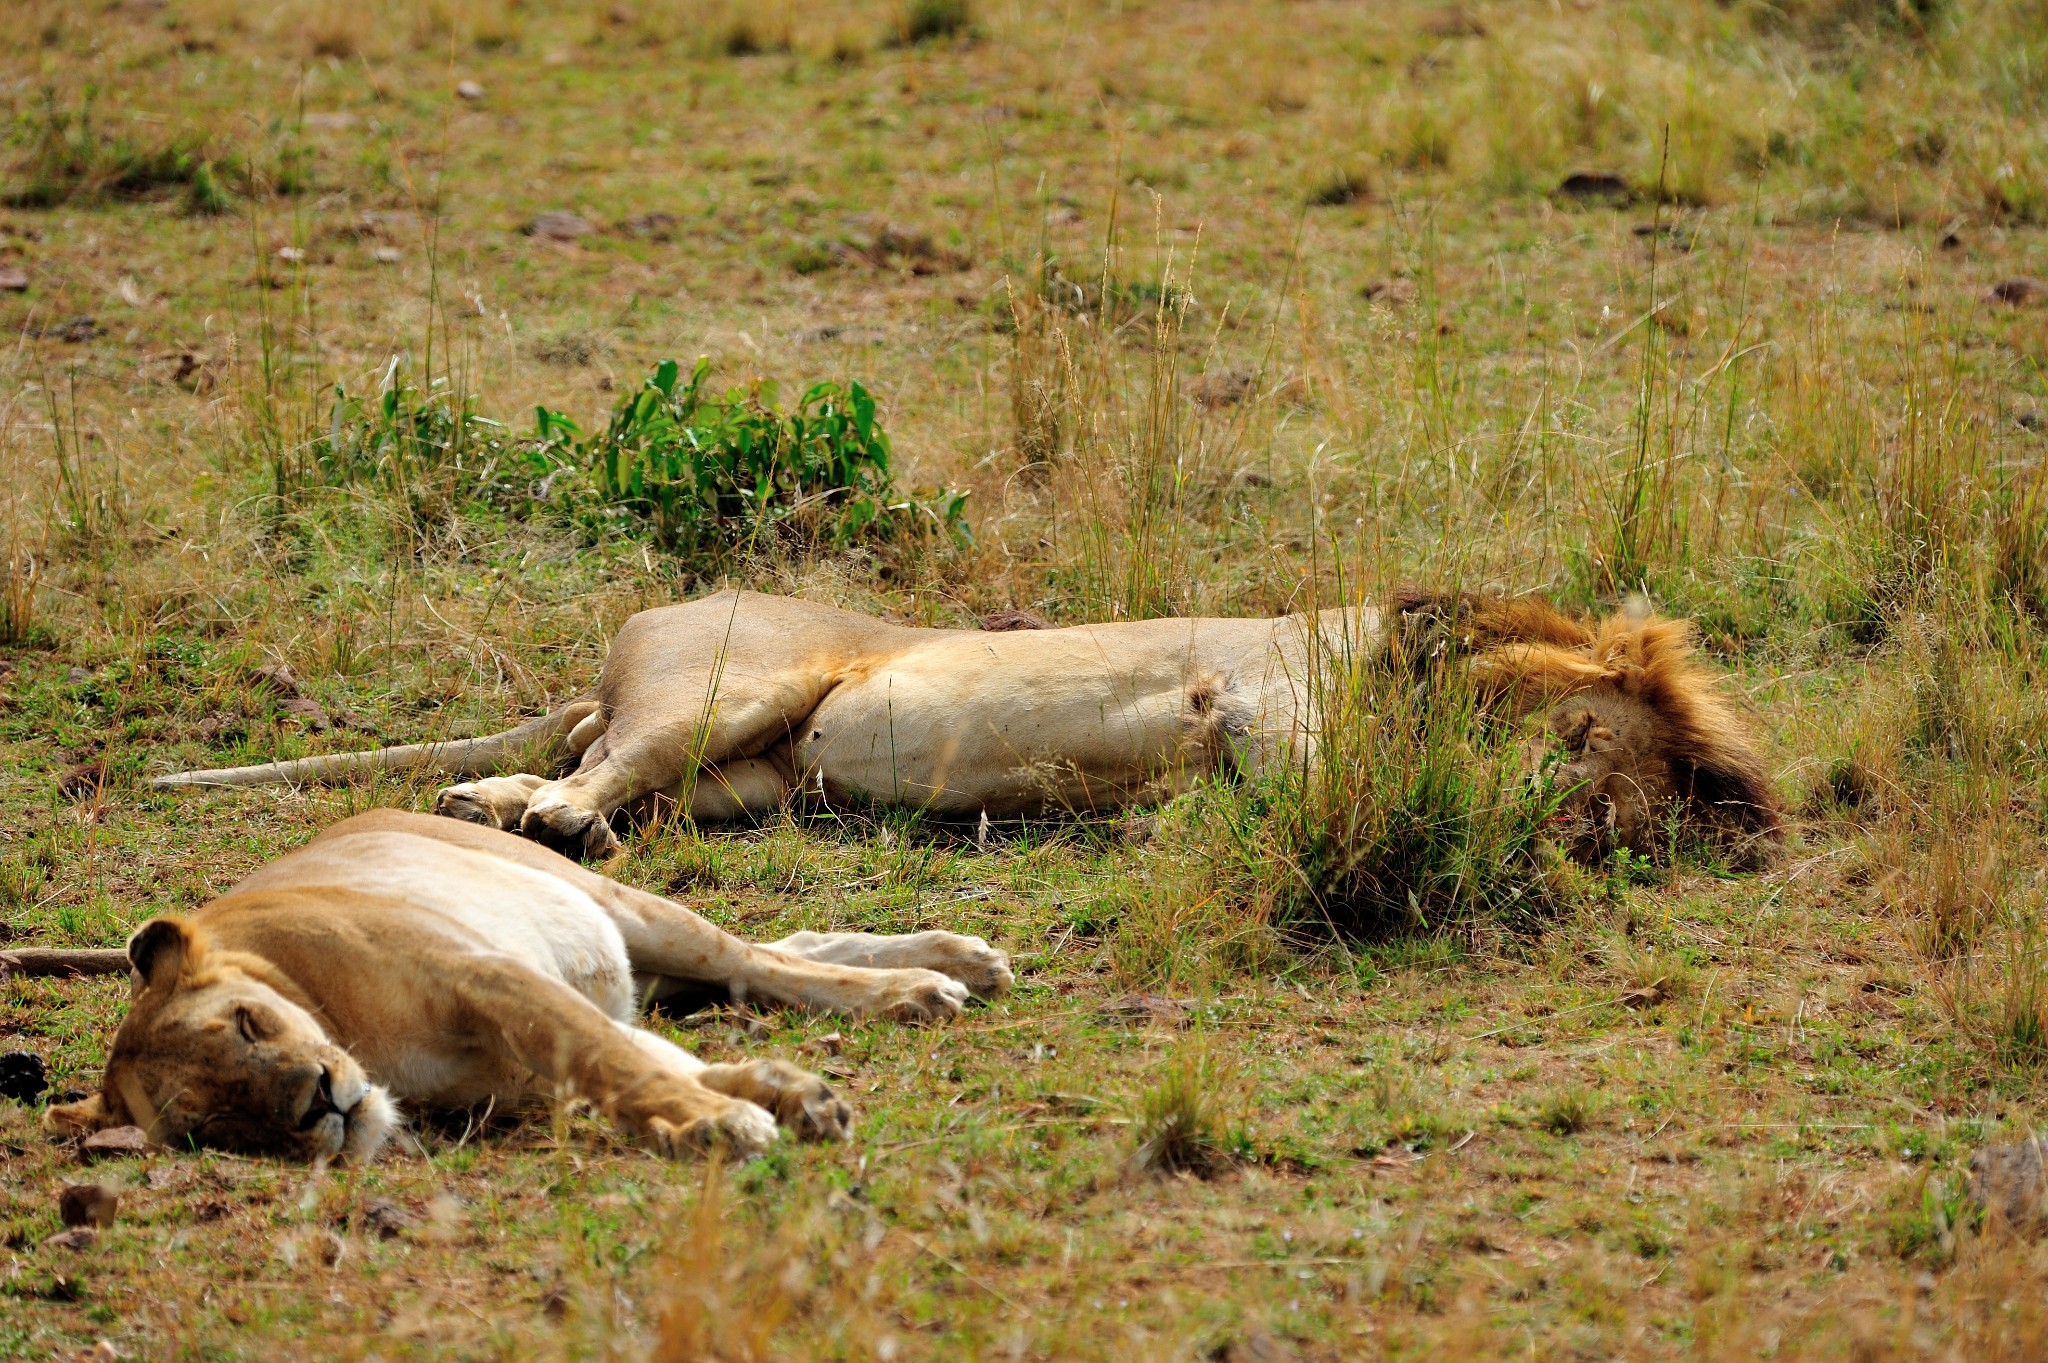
[767,930,1013,1000]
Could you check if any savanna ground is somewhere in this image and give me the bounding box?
[5,0,2048,1356]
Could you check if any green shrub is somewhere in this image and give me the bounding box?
[306,373,510,528]
[521,357,967,561]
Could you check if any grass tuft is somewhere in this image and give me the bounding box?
[1196,637,1576,943]
[1128,1050,1233,1177]
[896,0,971,45]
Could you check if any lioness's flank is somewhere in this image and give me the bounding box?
[46,810,1011,1162]
[153,589,1783,866]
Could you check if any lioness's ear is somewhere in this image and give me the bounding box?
[127,918,192,993]
[44,1092,114,1136]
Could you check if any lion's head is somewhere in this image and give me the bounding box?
[1479,610,1784,867]
[44,918,396,1162]
[1396,590,1785,867]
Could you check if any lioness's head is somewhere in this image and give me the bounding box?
[1462,606,1784,868]
[45,918,396,1162]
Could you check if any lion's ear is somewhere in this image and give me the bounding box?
[127,918,192,994]
[44,1092,114,1136]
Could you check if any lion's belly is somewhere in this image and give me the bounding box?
[792,628,1262,815]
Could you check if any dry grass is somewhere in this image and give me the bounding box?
[4,0,2048,1356]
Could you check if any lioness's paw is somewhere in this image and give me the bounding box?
[643,1099,779,1160]
[700,1060,853,1143]
[520,798,623,861]
[873,970,971,1024]
[924,934,1014,999]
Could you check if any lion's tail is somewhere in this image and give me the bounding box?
[148,700,598,791]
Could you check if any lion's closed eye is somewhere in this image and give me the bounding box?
[235,1006,268,1044]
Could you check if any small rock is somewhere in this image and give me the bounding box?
[801,1032,846,1057]
[1619,978,1668,1009]
[0,1050,47,1104]
[372,246,401,264]
[58,1183,119,1229]
[1987,278,2048,306]
[524,212,596,243]
[1099,993,1190,1026]
[276,246,306,263]
[455,79,486,100]
[361,1198,419,1239]
[280,697,331,731]
[38,317,103,344]
[80,1125,149,1160]
[42,1227,97,1251]
[65,666,92,686]
[617,211,679,240]
[0,267,27,292]
[195,710,240,742]
[1554,171,1634,205]
[1969,1134,2048,1228]
[249,663,301,698]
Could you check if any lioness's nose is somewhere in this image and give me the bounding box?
[298,1067,340,1130]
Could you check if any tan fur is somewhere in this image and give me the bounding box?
[152,590,1781,866]
[46,810,1012,1162]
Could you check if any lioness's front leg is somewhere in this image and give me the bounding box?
[458,960,825,1157]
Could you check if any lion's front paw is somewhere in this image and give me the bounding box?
[699,1060,853,1143]
[640,1098,780,1160]
[434,774,546,831]
[520,797,623,860]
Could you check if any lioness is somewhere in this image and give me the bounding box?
[153,589,1783,865]
[45,809,1011,1161]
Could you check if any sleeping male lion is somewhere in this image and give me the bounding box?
[153,589,1784,865]
[45,809,1011,1161]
